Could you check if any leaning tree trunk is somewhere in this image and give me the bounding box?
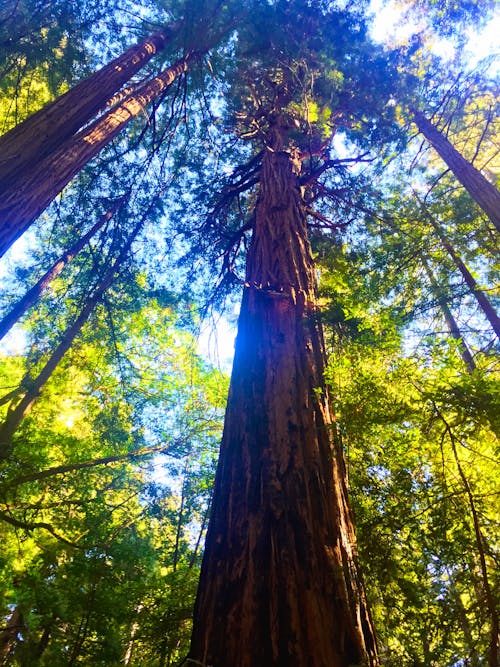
[421,255,476,372]
[421,206,500,340]
[0,193,160,460]
[411,108,500,233]
[189,137,378,666]
[0,30,174,190]
[0,54,191,258]
[0,196,126,341]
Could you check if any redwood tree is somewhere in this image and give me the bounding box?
[411,108,500,233]
[0,196,126,341]
[189,121,378,667]
[0,29,175,190]
[0,54,191,257]
[187,2,398,663]
[0,191,163,460]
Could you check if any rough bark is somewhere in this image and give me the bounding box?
[0,55,191,258]
[189,141,378,666]
[0,30,173,190]
[412,108,500,232]
[0,197,125,341]
[0,194,158,460]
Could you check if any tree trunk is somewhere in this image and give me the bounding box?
[440,415,499,667]
[0,193,159,460]
[421,256,476,372]
[0,55,191,258]
[0,30,174,190]
[422,207,500,340]
[411,108,500,232]
[0,196,125,341]
[0,606,23,665]
[189,138,378,666]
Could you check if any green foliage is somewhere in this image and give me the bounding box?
[0,0,499,664]
[318,182,499,665]
[0,290,226,664]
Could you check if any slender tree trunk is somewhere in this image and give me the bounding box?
[0,54,192,258]
[411,108,500,232]
[0,30,174,190]
[189,134,378,666]
[440,415,499,667]
[0,196,126,341]
[0,194,158,459]
[422,208,500,339]
[421,256,476,371]
[173,458,190,572]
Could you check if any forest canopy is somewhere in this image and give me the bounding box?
[0,0,498,665]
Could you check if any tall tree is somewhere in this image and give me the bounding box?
[190,122,378,667]
[411,108,500,232]
[421,255,476,372]
[418,197,500,339]
[186,1,399,663]
[0,53,191,257]
[0,29,175,189]
[0,192,162,459]
[0,196,126,341]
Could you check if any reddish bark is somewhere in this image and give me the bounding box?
[412,108,500,232]
[0,55,191,258]
[189,137,378,666]
[0,30,173,190]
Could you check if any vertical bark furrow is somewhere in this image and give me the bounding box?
[0,56,190,257]
[0,31,171,190]
[190,145,378,666]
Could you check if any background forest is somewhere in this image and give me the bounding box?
[0,0,498,665]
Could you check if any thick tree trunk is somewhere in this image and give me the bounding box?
[0,194,158,460]
[0,30,173,190]
[0,55,191,258]
[189,142,378,666]
[411,108,500,232]
[0,197,125,341]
